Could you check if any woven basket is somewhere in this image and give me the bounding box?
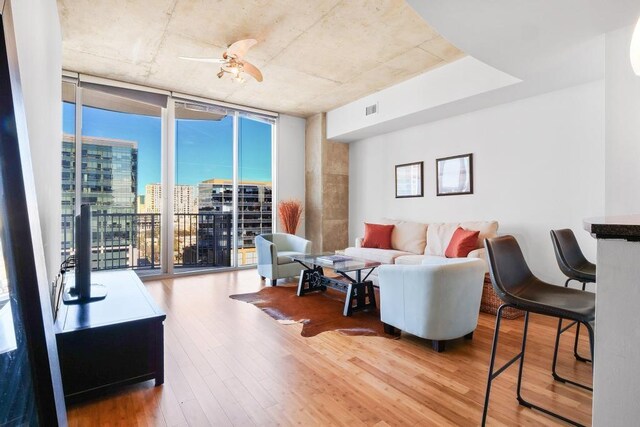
[480,274,524,319]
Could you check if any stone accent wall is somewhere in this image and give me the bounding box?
[305,113,349,252]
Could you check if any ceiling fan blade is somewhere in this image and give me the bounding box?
[226,39,258,59]
[179,56,226,63]
[241,61,263,82]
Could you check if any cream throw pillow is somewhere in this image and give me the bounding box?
[424,223,460,256]
[392,221,428,254]
[380,218,428,254]
[460,221,499,249]
[424,221,499,255]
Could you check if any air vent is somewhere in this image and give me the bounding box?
[365,103,378,116]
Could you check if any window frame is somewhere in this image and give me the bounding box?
[62,75,277,276]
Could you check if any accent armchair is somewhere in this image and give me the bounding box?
[255,233,312,286]
[378,257,485,352]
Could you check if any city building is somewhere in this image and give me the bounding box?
[140,183,198,215]
[196,178,272,266]
[61,133,138,269]
[136,194,145,213]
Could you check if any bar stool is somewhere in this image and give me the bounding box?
[550,229,596,387]
[481,235,595,427]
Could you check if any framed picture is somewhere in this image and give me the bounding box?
[436,153,473,196]
[395,161,424,198]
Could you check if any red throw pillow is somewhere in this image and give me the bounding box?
[445,227,480,258]
[362,223,395,249]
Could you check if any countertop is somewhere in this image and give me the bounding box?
[584,214,640,240]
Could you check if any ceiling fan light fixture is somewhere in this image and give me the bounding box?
[180,38,262,83]
[632,16,640,76]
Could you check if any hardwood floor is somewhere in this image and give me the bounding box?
[66,269,593,426]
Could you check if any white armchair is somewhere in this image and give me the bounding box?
[378,258,485,352]
[255,233,312,286]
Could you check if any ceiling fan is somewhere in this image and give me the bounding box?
[179,39,263,83]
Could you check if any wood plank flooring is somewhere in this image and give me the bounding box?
[66,269,593,426]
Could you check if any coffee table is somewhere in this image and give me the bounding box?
[289,254,380,316]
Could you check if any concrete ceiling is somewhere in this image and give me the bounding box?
[324,0,640,141]
[58,0,465,117]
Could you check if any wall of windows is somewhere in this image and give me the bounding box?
[61,77,275,275]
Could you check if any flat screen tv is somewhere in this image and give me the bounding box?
[62,204,106,304]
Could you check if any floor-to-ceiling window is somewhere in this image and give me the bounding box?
[80,88,162,271]
[61,77,275,275]
[237,115,274,266]
[61,83,164,272]
[174,102,233,270]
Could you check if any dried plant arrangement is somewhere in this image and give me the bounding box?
[278,199,303,234]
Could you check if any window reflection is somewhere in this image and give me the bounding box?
[0,230,17,354]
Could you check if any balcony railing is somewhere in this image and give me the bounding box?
[61,212,270,271]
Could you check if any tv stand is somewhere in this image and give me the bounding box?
[62,283,107,304]
[55,270,165,402]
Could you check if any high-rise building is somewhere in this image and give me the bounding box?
[137,195,146,213]
[61,134,138,269]
[195,178,272,266]
[141,183,198,214]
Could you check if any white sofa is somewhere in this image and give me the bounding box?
[344,219,499,284]
[378,258,486,352]
[256,233,312,286]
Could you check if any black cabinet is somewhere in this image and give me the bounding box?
[55,270,165,401]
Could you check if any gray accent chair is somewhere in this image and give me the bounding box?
[256,233,312,286]
[378,257,485,352]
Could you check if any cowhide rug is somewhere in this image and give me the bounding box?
[230,284,396,338]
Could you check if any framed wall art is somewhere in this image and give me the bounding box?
[395,161,424,198]
[436,153,473,196]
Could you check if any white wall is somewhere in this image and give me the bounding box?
[349,81,605,283]
[276,114,306,237]
[8,0,62,281]
[327,57,520,142]
[605,25,640,215]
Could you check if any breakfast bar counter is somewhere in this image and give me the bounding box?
[584,215,640,426]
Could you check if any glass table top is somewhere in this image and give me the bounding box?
[289,253,381,273]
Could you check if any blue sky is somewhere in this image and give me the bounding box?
[63,103,272,195]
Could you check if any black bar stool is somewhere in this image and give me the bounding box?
[481,235,595,427]
[550,229,596,388]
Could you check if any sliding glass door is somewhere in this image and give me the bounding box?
[237,115,274,266]
[174,101,233,270]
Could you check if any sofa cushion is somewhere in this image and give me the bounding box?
[445,228,480,258]
[381,218,428,254]
[344,247,413,264]
[424,223,459,256]
[362,223,394,249]
[459,221,499,249]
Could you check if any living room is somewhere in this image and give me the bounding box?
[1,0,640,425]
